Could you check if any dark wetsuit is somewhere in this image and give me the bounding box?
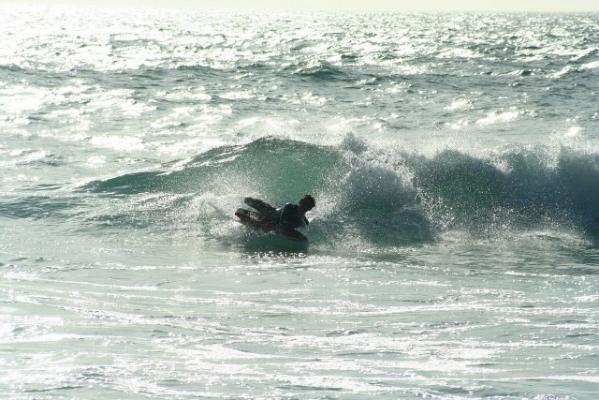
[244,198,308,230]
[279,203,309,230]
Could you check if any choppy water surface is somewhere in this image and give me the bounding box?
[1,6,599,399]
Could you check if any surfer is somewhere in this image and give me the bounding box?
[243,195,315,231]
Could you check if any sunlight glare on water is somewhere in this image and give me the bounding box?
[1,5,599,399]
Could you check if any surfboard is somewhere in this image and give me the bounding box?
[235,208,308,242]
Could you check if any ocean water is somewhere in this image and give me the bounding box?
[1,5,599,399]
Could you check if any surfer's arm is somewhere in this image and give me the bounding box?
[244,197,276,213]
[303,216,309,226]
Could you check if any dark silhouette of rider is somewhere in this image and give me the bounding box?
[244,195,315,230]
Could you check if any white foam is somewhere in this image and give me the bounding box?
[446,98,471,111]
[564,126,582,138]
[476,111,520,126]
[90,135,145,151]
[580,60,599,70]
[219,90,255,100]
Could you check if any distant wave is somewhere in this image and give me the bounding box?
[289,62,353,81]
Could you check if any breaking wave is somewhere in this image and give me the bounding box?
[77,135,599,248]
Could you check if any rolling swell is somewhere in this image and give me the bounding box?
[85,137,344,198]
[83,136,599,246]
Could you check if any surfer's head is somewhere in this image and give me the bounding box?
[299,195,315,211]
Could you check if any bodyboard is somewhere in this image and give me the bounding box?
[235,208,307,242]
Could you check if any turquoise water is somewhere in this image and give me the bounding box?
[1,6,599,399]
